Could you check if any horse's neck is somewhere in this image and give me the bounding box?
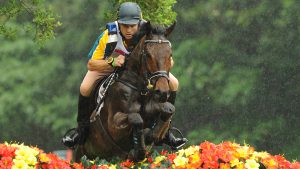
[119,70,143,88]
[126,35,146,76]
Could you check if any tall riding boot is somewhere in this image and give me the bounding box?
[162,91,188,150]
[62,94,91,148]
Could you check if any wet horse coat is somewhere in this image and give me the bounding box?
[74,21,176,162]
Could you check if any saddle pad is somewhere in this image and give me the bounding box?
[94,73,115,119]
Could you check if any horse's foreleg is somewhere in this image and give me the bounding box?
[146,102,175,143]
[128,113,146,162]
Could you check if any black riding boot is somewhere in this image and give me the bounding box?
[62,94,91,148]
[162,91,188,150]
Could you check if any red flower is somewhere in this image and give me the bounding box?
[147,157,153,163]
[199,141,216,152]
[120,159,134,168]
[167,153,177,163]
[274,155,293,169]
[0,156,13,169]
[72,163,84,169]
[160,150,168,156]
[0,144,18,157]
[291,162,300,169]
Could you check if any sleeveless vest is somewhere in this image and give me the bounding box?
[88,21,130,59]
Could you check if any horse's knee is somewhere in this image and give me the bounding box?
[169,73,179,91]
[128,113,143,127]
[160,102,175,121]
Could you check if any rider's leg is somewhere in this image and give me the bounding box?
[162,73,188,149]
[62,71,109,148]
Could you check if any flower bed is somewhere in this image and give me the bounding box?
[0,141,299,169]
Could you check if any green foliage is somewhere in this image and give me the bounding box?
[1,0,300,161]
[0,0,61,46]
[172,0,300,160]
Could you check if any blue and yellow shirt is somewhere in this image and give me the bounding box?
[88,30,110,60]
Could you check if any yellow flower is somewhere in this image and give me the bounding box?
[234,163,246,169]
[109,164,117,169]
[154,156,166,164]
[245,159,260,169]
[12,159,28,169]
[190,153,200,164]
[268,159,278,167]
[230,158,243,167]
[178,149,185,157]
[235,146,252,159]
[220,163,231,169]
[252,151,270,160]
[173,156,189,167]
[14,145,39,166]
[39,153,50,163]
[184,146,200,157]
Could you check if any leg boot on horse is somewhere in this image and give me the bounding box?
[62,94,92,148]
[128,113,146,162]
[146,91,188,150]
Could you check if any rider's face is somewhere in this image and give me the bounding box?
[119,24,138,40]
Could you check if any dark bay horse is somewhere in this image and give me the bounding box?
[74,21,176,162]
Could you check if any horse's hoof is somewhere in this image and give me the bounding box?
[128,149,146,162]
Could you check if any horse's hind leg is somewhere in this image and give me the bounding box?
[127,113,146,162]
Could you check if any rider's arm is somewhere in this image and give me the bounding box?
[87,59,114,72]
[87,30,114,72]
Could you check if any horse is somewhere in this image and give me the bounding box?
[74,21,176,162]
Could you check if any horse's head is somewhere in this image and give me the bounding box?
[128,21,176,102]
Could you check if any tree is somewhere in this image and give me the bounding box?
[172,0,300,160]
[0,0,61,45]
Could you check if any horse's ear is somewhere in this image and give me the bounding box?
[165,21,176,37]
[143,21,152,35]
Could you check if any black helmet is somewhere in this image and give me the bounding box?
[118,2,142,25]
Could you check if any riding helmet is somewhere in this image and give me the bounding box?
[118,2,142,25]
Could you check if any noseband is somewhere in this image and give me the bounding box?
[141,39,172,93]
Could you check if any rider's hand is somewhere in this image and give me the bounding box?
[113,55,125,67]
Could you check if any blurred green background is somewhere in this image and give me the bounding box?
[1,0,299,161]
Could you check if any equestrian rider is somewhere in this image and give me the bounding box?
[62,2,187,149]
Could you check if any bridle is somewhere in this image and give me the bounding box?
[115,38,172,96]
[140,39,172,95]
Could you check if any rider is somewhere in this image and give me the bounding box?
[62,2,187,149]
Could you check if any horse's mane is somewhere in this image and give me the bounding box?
[130,22,166,48]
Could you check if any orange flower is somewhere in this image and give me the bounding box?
[220,163,231,169]
[120,159,134,168]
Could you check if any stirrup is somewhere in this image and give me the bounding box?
[62,128,78,149]
[168,127,188,150]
